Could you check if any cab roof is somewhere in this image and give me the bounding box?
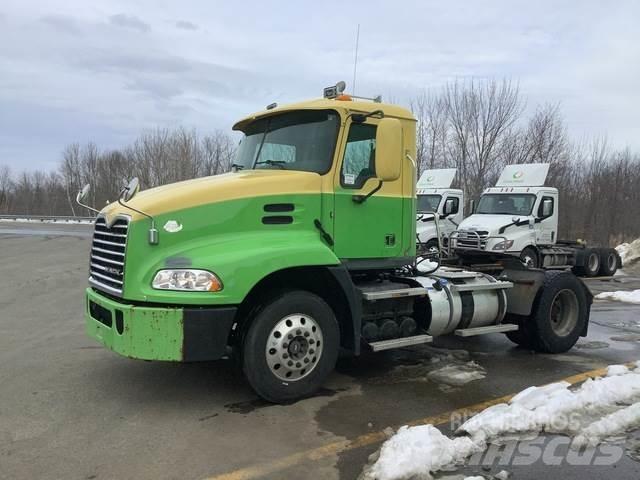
[233,97,416,131]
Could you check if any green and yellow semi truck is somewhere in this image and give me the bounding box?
[80,82,593,403]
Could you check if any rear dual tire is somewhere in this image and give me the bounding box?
[506,271,588,353]
[598,249,619,276]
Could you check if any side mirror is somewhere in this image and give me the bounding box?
[469,199,476,214]
[443,198,455,216]
[76,184,90,204]
[374,118,402,181]
[121,177,140,202]
[541,198,553,218]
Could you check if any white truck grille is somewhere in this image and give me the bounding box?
[89,216,129,296]
[454,230,489,250]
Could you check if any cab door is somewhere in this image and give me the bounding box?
[439,193,461,237]
[331,119,405,264]
[534,192,558,245]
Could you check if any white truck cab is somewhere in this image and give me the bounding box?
[453,163,619,276]
[416,168,463,252]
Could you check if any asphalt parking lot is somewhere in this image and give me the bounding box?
[2,222,640,480]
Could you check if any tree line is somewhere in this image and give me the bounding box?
[1,79,638,246]
[0,128,235,218]
[412,79,640,246]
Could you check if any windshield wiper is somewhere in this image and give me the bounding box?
[231,163,245,171]
[255,159,286,169]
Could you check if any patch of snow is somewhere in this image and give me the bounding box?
[464,477,485,480]
[427,362,486,387]
[616,238,640,266]
[364,361,640,480]
[606,364,629,376]
[595,289,640,304]
[573,403,640,447]
[0,218,93,224]
[366,425,481,480]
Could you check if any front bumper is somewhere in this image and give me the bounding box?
[85,288,237,361]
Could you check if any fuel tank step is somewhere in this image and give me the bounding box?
[361,287,428,301]
[368,334,433,352]
[454,324,519,337]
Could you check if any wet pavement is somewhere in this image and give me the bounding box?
[1,223,640,480]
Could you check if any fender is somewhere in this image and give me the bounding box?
[124,229,341,305]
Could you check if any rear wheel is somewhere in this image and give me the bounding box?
[505,315,535,349]
[242,290,339,403]
[583,249,601,277]
[520,247,539,269]
[598,249,619,276]
[528,271,588,353]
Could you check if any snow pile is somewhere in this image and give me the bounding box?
[595,289,640,304]
[617,238,640,266]
[364,361,640,480]
[367,425,481,480]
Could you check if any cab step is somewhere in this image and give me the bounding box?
[368,334,433,352]
[454,324,519,337]
[361,287,428,301]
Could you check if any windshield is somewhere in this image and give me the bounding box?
[476,193,536,216]
[234,110,339,174]
[417,194,441,213]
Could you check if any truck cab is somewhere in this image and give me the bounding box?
[415,168,463,253]
[454,164,557,266]
[453,163,619,276]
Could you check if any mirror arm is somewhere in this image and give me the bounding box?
[350,110,384,124]
[76,199,100,215]
[352,180,383,204]
[75,192,100,215]
[117,193,159,245]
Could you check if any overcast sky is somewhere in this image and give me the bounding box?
[1,0,639,171]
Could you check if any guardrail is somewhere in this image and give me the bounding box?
[0,214,95,223]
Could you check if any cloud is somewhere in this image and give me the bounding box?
[108,13,150,33]
[175,20,198,31]
[0,0,639,171]
[40,14,83,35]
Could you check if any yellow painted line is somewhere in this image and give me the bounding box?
[204,364,619,480]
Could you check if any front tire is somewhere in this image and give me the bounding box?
[520,247,539,269]
[242,290,339,403]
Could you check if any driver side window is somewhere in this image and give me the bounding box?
[341,124,377,189]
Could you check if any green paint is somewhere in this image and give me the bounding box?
[333,190,412,258]
[122,193,340,305]
[85,288,184,361]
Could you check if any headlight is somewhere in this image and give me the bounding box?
[152,269,223,292]
[493,240,514,250]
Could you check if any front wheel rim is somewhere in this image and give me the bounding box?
[266,314,323,381]
[522,254,536,268]
[549,289,579,337]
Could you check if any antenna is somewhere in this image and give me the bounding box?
[352,24,360,96]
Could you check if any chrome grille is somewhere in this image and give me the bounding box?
[455,230,489,250]
[89,216,129,296]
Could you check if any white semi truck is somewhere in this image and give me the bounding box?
[452,163,620,277]
[416,168,463,254]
